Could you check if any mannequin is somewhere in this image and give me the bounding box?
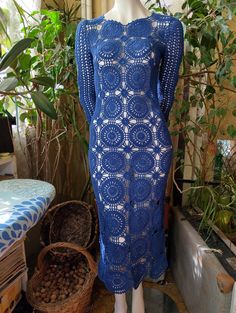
[104,3,149,313]
[75,0,184,312]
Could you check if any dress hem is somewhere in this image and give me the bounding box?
[97,256,169,294]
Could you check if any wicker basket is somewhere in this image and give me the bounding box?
[26,242,98,313]
[40,200,98,256]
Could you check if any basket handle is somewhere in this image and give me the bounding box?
[37,242,98,274]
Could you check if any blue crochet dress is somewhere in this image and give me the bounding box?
[75,11,184,294]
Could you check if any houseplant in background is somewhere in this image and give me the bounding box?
[0,0,95,203]
[170,0,236,248]
[147,0,236,312]
[0,5,16,154]
[152,0,236,239]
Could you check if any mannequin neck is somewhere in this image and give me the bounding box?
[113,0,144,11]
[105,0,150,21]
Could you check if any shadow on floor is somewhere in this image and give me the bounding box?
[91,268,188,313]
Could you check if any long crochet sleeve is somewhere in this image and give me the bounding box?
[75,20,96,124]
[158,18,184,122]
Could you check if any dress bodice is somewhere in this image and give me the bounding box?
[75,11,184,124]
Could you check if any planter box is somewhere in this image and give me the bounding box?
[169,206,236,313]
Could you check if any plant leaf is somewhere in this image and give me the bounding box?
[0,77,18,91]
[227,124,236,138]
[30,91,57,119]
[0,38,34,72]
[30,76,55,87]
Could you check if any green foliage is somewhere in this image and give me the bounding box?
[0,0,92,201]
[188,171,236,239]
[0,1,81,122]
[0,38,33,71]
[29,76,55,88]
[30,91,57,119]
[0,77,18,91]
[150,0,236,236]
[0,7,11,47]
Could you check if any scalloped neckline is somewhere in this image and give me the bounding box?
[101,11,154,26]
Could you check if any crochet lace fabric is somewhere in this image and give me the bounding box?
[75,11,184,294]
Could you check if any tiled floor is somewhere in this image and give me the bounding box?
[91,268,188,313]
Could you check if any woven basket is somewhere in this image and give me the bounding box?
[87,201,99,248]
[26,242,98,313]
[40,200,98,256]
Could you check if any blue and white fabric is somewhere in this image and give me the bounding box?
[0,179,55,257]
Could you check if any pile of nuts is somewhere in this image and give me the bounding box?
[33,257,89,303]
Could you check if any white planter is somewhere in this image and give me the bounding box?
[169,206,236,313]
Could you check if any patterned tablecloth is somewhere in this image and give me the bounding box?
[0,179,56,257]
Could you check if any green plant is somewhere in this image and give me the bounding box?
[0,29,57,119]
[187,170,236,239]
[0,1,93,203]
[149,0,236,236]
[0,6,11,48]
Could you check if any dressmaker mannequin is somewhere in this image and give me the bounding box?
[103,1,150,312]
[75,0,184,312]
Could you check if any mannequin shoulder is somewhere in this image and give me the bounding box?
[75,17,102,47]
[77,16,103,27]
[154,12,183,31]
[75,16,104,35]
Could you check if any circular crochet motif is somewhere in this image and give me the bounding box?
[160,149,173,172]
[106,242,129,265]
[130,178,152,202]
[129,208,149,233]
[100,124,124,146]
[124,170,133,180]
[102,151,125,173]
[106,271,129,292]
[156,122,172,147]
[127,96,148,118]
[104,96,122,118]
[98,40,122,59]
[102,66,121,91]
[105,210,126,236]
[131,237,148,262]
[127,19,153,37]
[131,151,154,173]
[129,124,152,147]
[125,38,151,58]
[100,22,123,38]
[100,177,125,204]
[127,64,147,90]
